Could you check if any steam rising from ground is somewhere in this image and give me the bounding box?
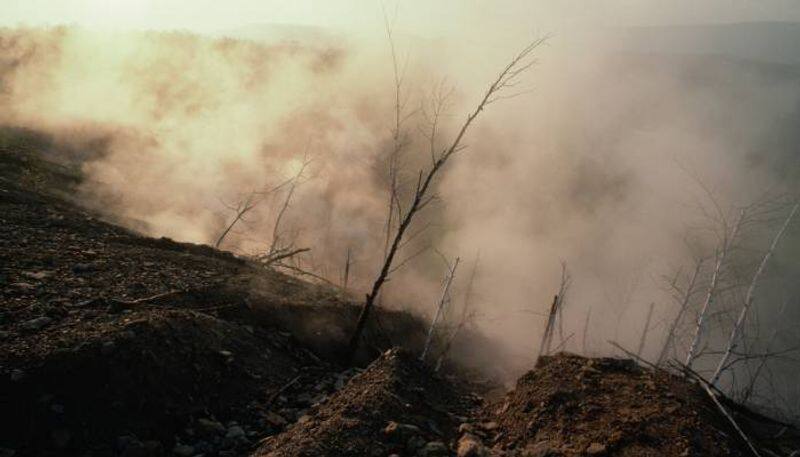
[2,22,800,415]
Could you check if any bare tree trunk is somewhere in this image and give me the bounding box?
[686,209,745,368]
[657,258,704,365]
[346,38,546,360]
[636,302,655,359]
[420,257,460,362]
[710,202,798,386]
[538,295,559,360]
[434,253,480,371]
[547,263,571,354]
[342,247,352,291]
[581,308,592,355]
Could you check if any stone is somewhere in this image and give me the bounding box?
[196,418,226,435]
[418,441,448,456]
[10,369,25,382]
[264,411,287,427]
[21,316,52,330]
[225,425,245,439]
[72,263,96,273]
[586,443,607,455]
[119,440,149,457]
[458,423,475,434]
[172,444,195,457]
[457,433,489,457]
[11,282,36,291]
[406,435,426,453]
[23,271,50,280]
[101,341,116,355]
[383,421,421,441]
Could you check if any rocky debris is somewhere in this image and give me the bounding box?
[255,348,477,457]
[457,433,489,457]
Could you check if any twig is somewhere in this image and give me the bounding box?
[608,340,659,370]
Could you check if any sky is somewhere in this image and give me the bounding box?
[3,0,800,39]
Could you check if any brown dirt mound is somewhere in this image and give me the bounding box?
[483,353,745,456]
[255,348,478,457]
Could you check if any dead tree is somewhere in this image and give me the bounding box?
[686,208,745,368]
[434,253,480,371]
[537,263,572,359]
[268,152,311,258]
[636,302,655,359]
[581,308,592,355]
[554,263,571,351]
[656,257,704,365]
[215,192,258,249]
[420,256,460,362]
[346,38,546,359]
[710,202,798,386]
[538,295,560,360]
[381,6,413,261]
[341,247,352,291]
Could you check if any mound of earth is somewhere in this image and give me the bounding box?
[480,353,750,456]
[1,306,329,456]
[255,348,478,457]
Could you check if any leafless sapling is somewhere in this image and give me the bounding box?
[539,262,571,358]
[636,302,655,359]
[581,308,592,355]
[686,208,745,368]
[341,247,352,291]
[656,257,704,365]
[434,253,480,371]
[420,255,460,362]
[710,202,798,386]
[346,38,546,359]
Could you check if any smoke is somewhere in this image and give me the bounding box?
[2,18,800,415]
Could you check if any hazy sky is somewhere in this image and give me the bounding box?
[3,0,800,38]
